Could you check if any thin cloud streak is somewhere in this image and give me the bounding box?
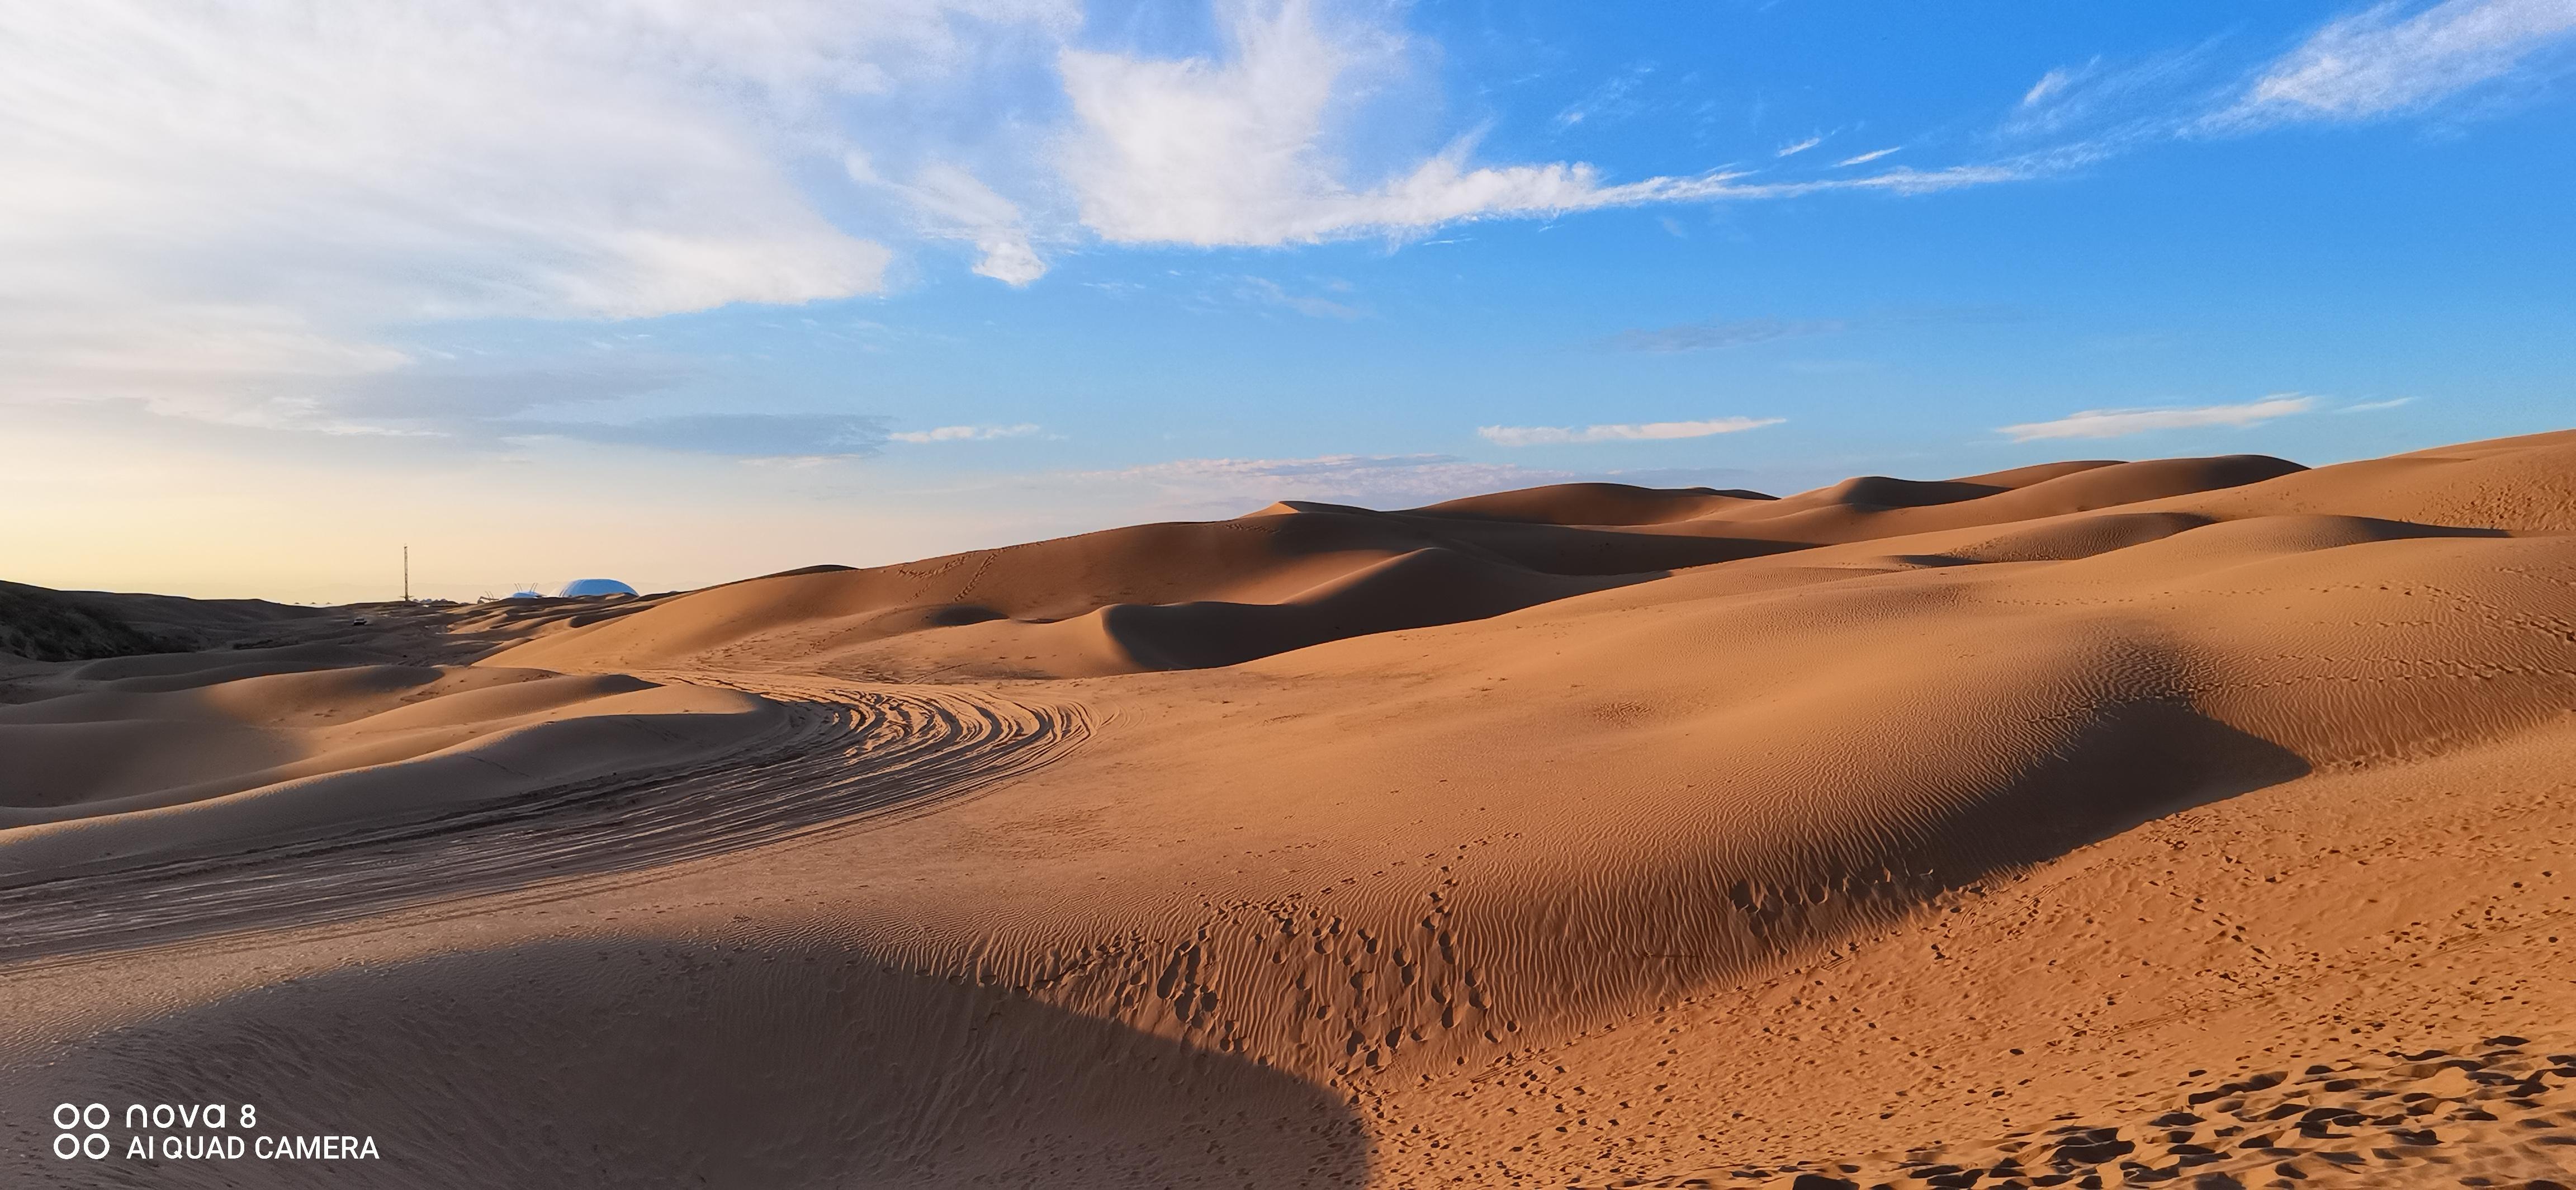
[1238,276,1364,319]
[1601,305,2024,355]
[1602,317,1849,354]
[1999,395,2317,442]
[1480,417,1784,447]
[889,423,1044,442]
[504,413,891,458]
[2023,67,2080,106]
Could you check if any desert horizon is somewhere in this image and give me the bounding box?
[8,428,2576,1187]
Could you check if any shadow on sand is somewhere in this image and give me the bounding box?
[3,936,1371,1189]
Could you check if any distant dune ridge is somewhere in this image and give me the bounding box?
[4,430,2575,1188]
[483,450,2307,679]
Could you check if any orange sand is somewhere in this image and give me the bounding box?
[4,430,2573,1188]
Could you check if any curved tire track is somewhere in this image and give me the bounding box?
[0,683,1090,967]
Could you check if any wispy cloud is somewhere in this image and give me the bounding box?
[1999,395,2317,441]
[1238,276,1364,319]
[505,414,889,458]
[1091,453,1473,481]
[333,362,693,423]
[2213,0,2576,127]
[1554,63,1656,130]
[1997,43,2226,145]
[2023,67,2081,106]
[2340,396,2416,412]
[1602,317,1850,354]
[2005,3,2573,169]
[1602,305,2018,355]
[851,157,1050,286]
[1776,134,1826,157]
[889,423,1043,443]
[1479,417,1785,447]
[1836,147,1902,166]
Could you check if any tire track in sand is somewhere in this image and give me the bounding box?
[0,682,1090,967]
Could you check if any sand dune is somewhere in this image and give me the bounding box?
[4,430,2575,1188]
[486,451,2303,680]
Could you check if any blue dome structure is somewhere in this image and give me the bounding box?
[557,578,639,597]
[504,590,544,600]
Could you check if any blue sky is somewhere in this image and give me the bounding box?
[3,0,2572,601]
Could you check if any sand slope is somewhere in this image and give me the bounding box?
[0,644,785,877]
[3,430,2574,1188]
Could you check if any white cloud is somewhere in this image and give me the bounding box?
[2218,0,2576,125]
[1055,0,1366,245]
[1055,1,2043,247]
[1479,417,1786,447]
[1999,395,2318,441]
[0,0,2167,444]
[3,0,2086,420]
[0,0,1075,417]
[2340,396,2417,412]
[1777,135,1826,157]
[889,423,1043,443]
[1836,147,1903,167]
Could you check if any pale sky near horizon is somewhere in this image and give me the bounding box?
[4,0,2573,603]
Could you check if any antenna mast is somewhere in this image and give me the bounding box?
[403,545,410,603]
